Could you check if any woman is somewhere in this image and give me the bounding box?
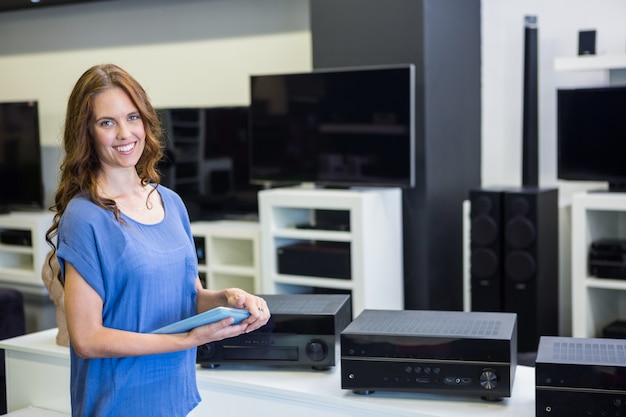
[45,63,270,417]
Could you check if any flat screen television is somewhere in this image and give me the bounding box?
[157,106,261,221]
[0,101,44,212]
[557,85,626,191]
[249,64,415,188]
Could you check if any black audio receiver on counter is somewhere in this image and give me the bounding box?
[197,293,351,370]
[340,309,517,401]
[536,336,626,417]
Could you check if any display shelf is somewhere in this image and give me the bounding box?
[554,54,626,85]
[571,191,626,338]
[190,220,261,294]
[554,54,626,71]
[0,211,54,295]
[259,187,403,317]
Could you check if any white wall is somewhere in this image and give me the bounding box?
[481,0,626,336]
[2,0,626,335]
[0,0,311,206]
[482,0,626,199]
[3,0,626,195]
[0,0,312,149]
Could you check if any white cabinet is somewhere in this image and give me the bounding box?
[190,220,261,294]
[0,211,56,332]
[258,187,403,316]
[571,192,626,337]
[0,211,54,294]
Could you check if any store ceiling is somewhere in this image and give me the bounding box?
[0,0,108,12]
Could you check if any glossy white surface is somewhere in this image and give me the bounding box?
[1,329,536,416]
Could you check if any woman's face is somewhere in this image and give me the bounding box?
[90,87,146,172]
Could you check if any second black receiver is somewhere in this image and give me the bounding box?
[341,309,517,401]
[196,293,352,370]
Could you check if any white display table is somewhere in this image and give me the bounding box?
[1,329,536,417]
[3,407,69,417]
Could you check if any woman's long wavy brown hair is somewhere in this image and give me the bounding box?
[45,64,164,265]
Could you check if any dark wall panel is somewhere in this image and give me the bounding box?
[310,0,481,310]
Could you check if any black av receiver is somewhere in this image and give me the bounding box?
[536,336,626,417]
[197,293,351,370]
[589,238,626,279]
[341,309,517,401]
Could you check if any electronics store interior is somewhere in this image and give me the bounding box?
[1,1,626,416]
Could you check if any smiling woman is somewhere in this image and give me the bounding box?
[43,63,270,417]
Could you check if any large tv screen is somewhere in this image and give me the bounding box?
[249,64,415,188]
[157,106,261,221]
[0,101,44,212]
[558,85,626,191]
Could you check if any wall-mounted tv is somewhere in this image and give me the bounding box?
[0,101,44,212]
[558,85,626,191]
[249,64,415,188]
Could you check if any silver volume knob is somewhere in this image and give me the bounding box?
[479,368,499,390]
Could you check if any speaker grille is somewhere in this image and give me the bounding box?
[346,310,516,339]
[263,294,350,315]
[538,337,626,365]
[551,341,626,364]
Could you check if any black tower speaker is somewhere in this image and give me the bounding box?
[522,15,538,188]
[471,17,558,353]
[502,187,558,353]
[469,187,559,353]
[469,188,506,312]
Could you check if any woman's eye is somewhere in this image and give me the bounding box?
[100,120,114,127]
[129,114,141,121]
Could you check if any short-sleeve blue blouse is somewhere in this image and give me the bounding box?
[57,186,201,417]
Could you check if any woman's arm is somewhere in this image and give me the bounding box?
[64,262,250,359]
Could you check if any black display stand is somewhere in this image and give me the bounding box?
[310,0,482,310]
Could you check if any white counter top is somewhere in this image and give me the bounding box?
[0,329,67,359]
[3,406,69,417]
[1,329,536,416]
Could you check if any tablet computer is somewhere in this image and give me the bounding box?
[151,306,251,334]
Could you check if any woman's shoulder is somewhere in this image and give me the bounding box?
[155,185,190,224]
[64,194,100,216]
[59,195,108,233]
[156,184,185,207]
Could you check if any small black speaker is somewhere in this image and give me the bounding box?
[469,188,506,312]
[502,187,558,353]
[578,30,596,55]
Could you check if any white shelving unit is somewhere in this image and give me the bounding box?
[258,186,403,317]
[0,211,54,295]
[190,220,261,294]
[0,211,56,333]
[571,192,626,338]
[556,55,626,338]
[554,54,626,85]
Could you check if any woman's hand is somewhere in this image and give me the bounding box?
[187,316,249,346]
[195,282,271,337]
[226,289,271,333]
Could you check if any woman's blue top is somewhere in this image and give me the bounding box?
[57,186,201,417]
